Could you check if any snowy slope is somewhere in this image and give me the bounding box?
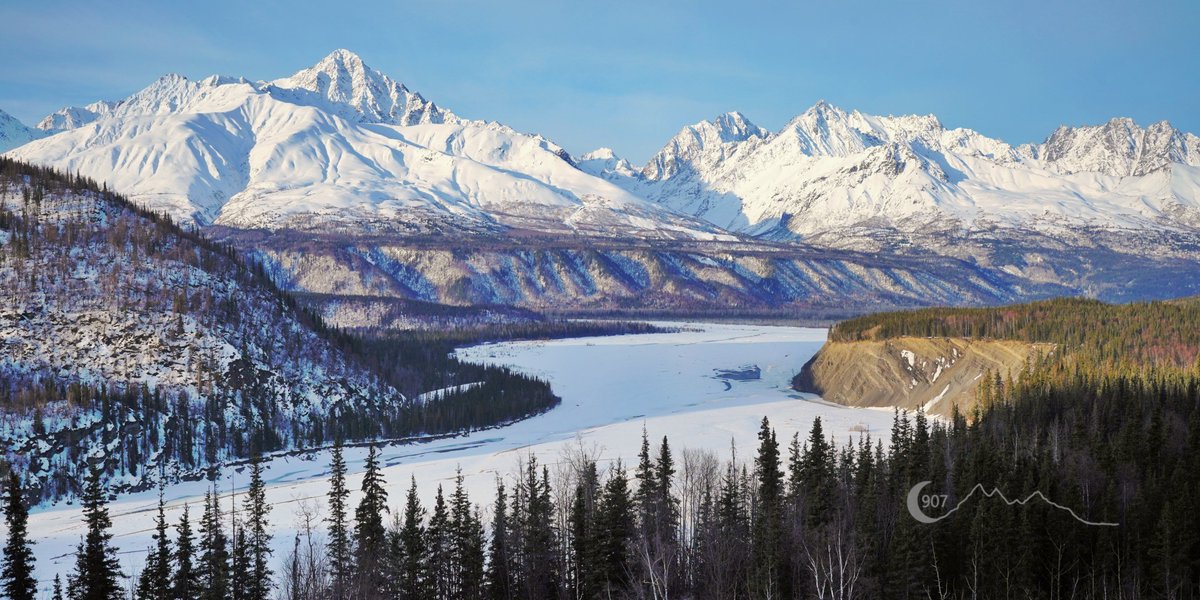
[615,102,1200,238]
[7,50,725,240]
[0,109,42,152]
[0,165,410,501]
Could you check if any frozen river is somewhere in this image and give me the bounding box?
[27,322,898,590]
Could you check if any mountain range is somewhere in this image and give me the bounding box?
[5,49,1200,313]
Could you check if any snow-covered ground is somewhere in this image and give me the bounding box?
[26,322,897,591]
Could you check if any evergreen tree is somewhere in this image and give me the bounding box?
[751,417,785,599]
[242,458,272,600]
[800,416,834,523]
[519,457,558,600]
[198,488,230,600]
[173,504,199,600]
[1,471,36,600]
[69,466,123,600]
[485,479,512,600]
[594,463,634,597]
[428,485,452,599]
[634,428,656,526]
[655,435,679,539]
[382,512,406,599]
[353,445,388,597]
[326,440,350,599]
[51,574,63,600]
[567,460,599,599]
[450,470,485,600]
[229,527,251,600]
[136,488,172,600]
[398,477,429,600]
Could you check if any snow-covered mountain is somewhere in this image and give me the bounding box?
[7,50,725,240]
[266,48,456,126]
[6,50,1200,308]
[609,102,1200,239]
[0,109,42,152]
[1030,118,1200,177]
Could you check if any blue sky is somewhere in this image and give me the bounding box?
[1,0,1196,163]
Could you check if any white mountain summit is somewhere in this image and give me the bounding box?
[599,101,1200,238]
[7,50,725,240]
[266,48,457,127]
[9,51,1200,244]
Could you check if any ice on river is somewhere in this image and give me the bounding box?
[26,322,897,591]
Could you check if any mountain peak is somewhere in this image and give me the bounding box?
[322,48,366,65]
[581,147,619,161]
[641,112,769,181]
[1040,116,1200,176]
[805,99,847,117]
[709,111,766,142]
[271,49,454,126]
[0,109,44,152]
[305,49,373,87]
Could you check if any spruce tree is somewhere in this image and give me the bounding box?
[450,470,484,600]
[136,488,172,600]
[352,445,388,597]
[398,477,428,600]
[242,458,272,600]
[484,479,511,600]
[1,470,36,600]
[51,574,63,600]
[634,428,655,526]
[567,460,598,599]
[428,485,451,599]
[801,416,833,523]
[326,440,350,599]
[198,488,230,600]
[521,460,559,600]
[173,504,199,600]
[751,417,784,599]
[463,506,487,600]
[69,466,123,600]
[229,528,251,600]
[594,463,634,597]
[655,435,678,535]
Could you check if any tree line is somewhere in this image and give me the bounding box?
[827,296,1200,368]
[5,377,1197,600]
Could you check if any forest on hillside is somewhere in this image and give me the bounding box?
[827,296,1200,368]
[0,158,657,502]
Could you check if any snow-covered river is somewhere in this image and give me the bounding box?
[28,322,897,589]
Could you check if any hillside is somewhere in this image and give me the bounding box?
[793,337,1052,416]
[222,228,1055,313]
[795,297,1200,414]
[0,158,558,501]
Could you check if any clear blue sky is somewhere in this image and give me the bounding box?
[1,0,1197,163]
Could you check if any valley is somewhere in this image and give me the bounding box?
[0,29,1196,600]
[25,322,897,588]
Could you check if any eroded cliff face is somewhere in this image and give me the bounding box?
[794,337,1053,416]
